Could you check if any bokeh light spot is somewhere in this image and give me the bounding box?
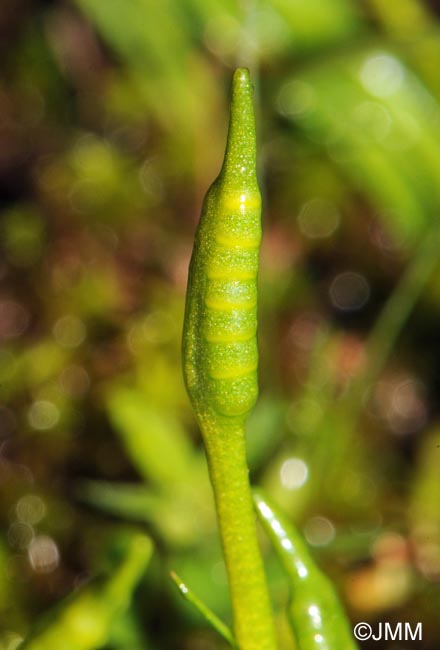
[8,522,35,550]
[277,80,316,117]
[280,458,309,490]
[59,365,90,397]
[28,400,60,430]
[53,314,86,348]
[298,198,340,239]
[329,271,370,311]
[352,101,392,141]
[16,495,46,526]
[304,516,335,546]
[0,300,29,341]
[390,378,427,434]
[360,53,404,97]
[28,535,60,573]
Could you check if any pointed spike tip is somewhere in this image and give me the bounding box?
[233,67,251,88]
[230,67,253,126]
[220,68,257,187]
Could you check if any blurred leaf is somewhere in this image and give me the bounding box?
[105,386,194,488]
[78,480,204,545]
[269,0,362,53]
[286,48,440,244]
[72,0,208,141]
[19,532,152,650]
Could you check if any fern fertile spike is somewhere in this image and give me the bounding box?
[183,68,262,422]
[182,69,277,650]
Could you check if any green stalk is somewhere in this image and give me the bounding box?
[203,420,277,650]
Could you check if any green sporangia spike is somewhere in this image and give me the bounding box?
[183,69,277,650]
[254,491,358,650]
[183,68,261,422]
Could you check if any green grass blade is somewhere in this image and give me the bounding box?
[170,571,236,647]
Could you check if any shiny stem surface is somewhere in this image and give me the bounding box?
[254,491,357,650]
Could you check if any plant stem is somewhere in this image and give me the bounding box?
[203,417,278,650]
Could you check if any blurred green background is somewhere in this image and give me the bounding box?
[2,0,440,647]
